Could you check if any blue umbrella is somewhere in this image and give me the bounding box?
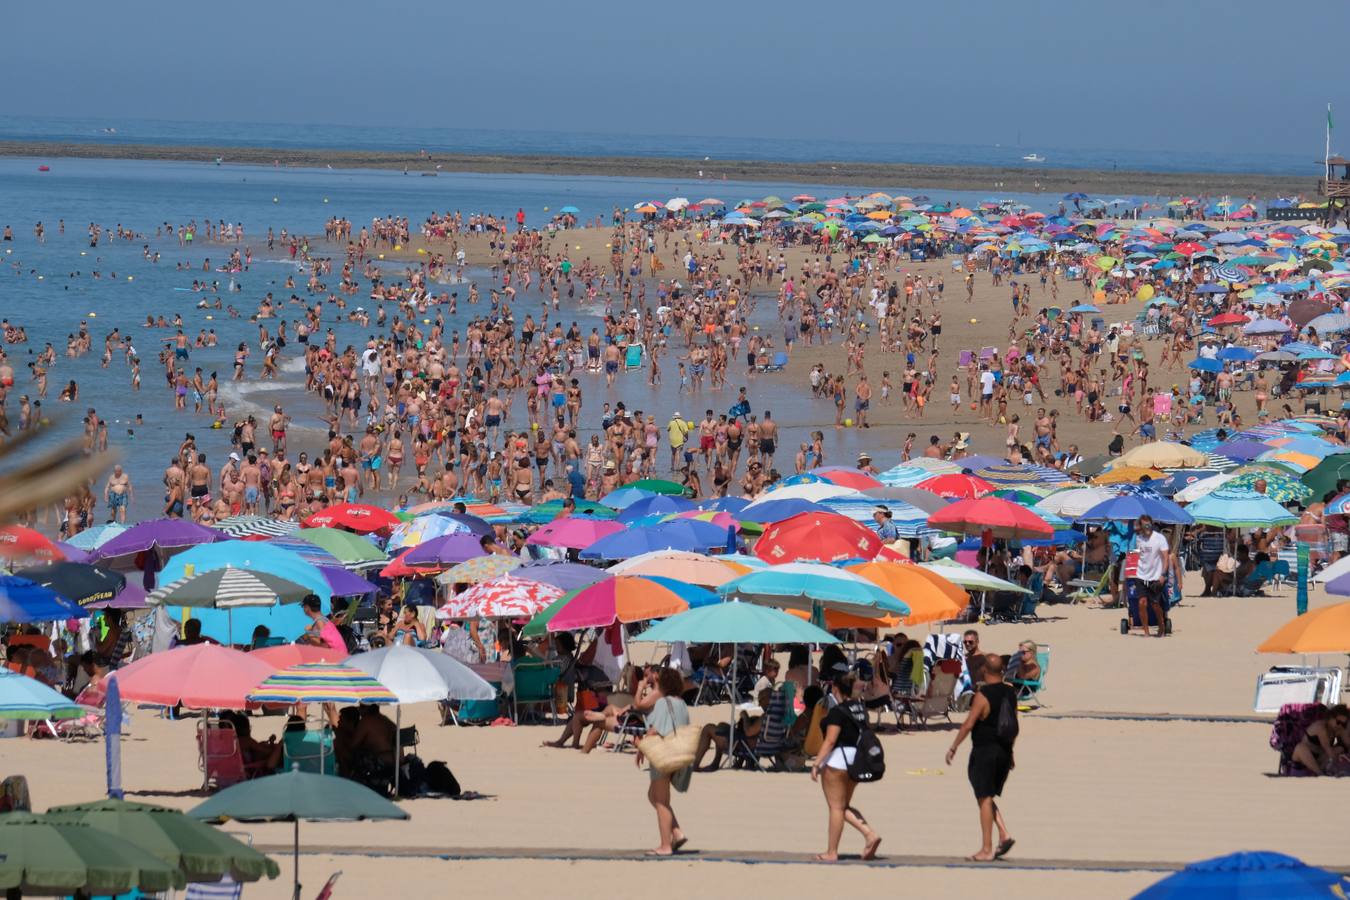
[1074,494,1194,525]
[579,520,733,560]
[0,575,89,624]
[1187,489,1299,528]
[160,541,329,600]
[1188,357,1224,373]
[1216,346,1256,362]
[599,487,656,510]
[1195,284,1229,294]
[739,498,831,524]
[1132,850,1350,899]
[701,496,751,516]
[558,205,580,214]
[616,494,697,524]
[1215,439,1274,462]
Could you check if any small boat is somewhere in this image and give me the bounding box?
[1021,153,1045,163]
[37,165,49,172]
[420,171,437,177]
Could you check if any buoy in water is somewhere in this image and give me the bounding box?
[272,197,279,203]
[37,165,49,172]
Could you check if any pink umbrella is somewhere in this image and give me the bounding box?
[437,574,564,619]
[111,643,276,709]
[525,516,625,550]
[251,643,347,668]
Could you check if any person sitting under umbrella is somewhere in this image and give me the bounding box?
[220,710,283,773]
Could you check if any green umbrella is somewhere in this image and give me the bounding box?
[627,478,689,497]
[520,588,580,639]
[45,798,281,884]
[0,812,186,897]
[294,528,385,567]
[1302,453,1350,501]
[190,767,408,900]
[520,499,617,524]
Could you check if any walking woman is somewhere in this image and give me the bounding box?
[811,671,882,861]
[636,667,692,856]
[946,653,1018,861]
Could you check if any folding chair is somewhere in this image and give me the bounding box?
[197,719,267,790]
[1067,564,1114,605]
[314,871,342,900]
[908,662,959,728]
[1016,572,1045,622]
[692,666,733,706]
[735,685,797,771]
[1012,646,1051,708]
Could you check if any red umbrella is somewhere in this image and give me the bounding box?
[303,503,400,534]
[753,511,882,564]
[810,467,883,490]
[0,525,64,562]
[251,643,346,667]
[380,547,437,579]
[927,496,1053,540]
[916,473,995,499]
[1173,241,1206,256]
[1207,312,1250,327]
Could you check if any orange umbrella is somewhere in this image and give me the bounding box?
[1257,602,1350,654]
[788,608,900,630]
[1092,466,1164,485]
[846,560,967,624]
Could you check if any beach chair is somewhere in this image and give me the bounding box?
[186,874,244,899]
[1012,646,1050,708]
[760,351,788,373]
[1270,559,1292,592]
[510,662,562,724]
[909,662,959,728]
[314,871,342,900]
[1240,561,1275,596]
[623,343,644,370]
[1067,564,1113,605]
[197,719,262,790]
[283,727,335,776]
[737,685,797,771]
[692,665,733,706]
[1016,573,1045,622]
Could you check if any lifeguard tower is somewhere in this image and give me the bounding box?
[1318,155,1349,225]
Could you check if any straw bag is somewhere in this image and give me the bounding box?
[640,699,700,775]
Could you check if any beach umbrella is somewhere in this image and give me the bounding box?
[1216,439,1275,462]
[1172,471,1238,502]
[345,643,494,703]
[1034,486,1117,517]
[525,516,625,549]
[928,496,1053,540]
[1093,466,1165,485]
[437,573,565,619]
[876,459,960,487]
[545,575,718,632]
[87,581,148,610]
[438,554,522,584]
[1188,357,1223,373]
[919,559,1031,594]
[0,525,65,562]
[974,463,1070,488]
[301,503,399,534]
[92,519,222,566]
[1243,318,1291,335]
[148,567,313,609]
[1223,471,1312,503]
[733,497,828,524]
[1257,602,1350,653]
[263,535,346,570]
[627,478,689,496]
[0,575,88,624]
[1132,850,1350,899]
[160,541,329,599]
[634,599,839,646]
[401,533,484,569]
[616,494,697,523]
[1074,493,1194,525]
[915,473,995,499]
[509,560,611,592]
[0,812,186,897]
[292,528,385,568]
[61,523,128,550]
[760,482,864,503]
[579,519,733,560]
[386,512,492,550]
[0,668,85,721]
[1206,312,1250,327]
[753,511,882,563]
[1301,453,1350,499]
[608,549,757,586]
[517,498,617,524]
[216,515,298,538]
[190,767,408,900]
[1216,346,1256,362]
[1186,489,1300,528]
[111,644,275,709]
[809,466,883,490]
[598,487,656,509]
[861,485,951,514]
[247,663,397,706]
[844,560,966,624]
[718,563,909,618]
[13,562,124,607]
[45,798,281,885]
[1115,441,1209,469]
[251,643,347,667]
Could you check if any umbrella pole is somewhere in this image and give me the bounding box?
[729,642,737,763]
[394,705,402,797]
[293,818,301,900]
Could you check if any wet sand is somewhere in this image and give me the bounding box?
[0,139,1312,197]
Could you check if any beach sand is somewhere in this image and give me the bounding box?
[7,573,1345,899]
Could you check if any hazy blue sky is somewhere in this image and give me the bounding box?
[6,0,1344,157]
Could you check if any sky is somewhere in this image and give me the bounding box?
[4,0,1344,160]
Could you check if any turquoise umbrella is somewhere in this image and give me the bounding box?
[1186,489,1299,528]
[717,562,909,618]
[0,669,85,720]
[190,767,407,900]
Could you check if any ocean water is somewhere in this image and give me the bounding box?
[0,114,1315,177]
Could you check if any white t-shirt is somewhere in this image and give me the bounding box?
[1134,530,1171,582]
[980,371,996,396]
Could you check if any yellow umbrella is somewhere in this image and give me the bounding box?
[1257,602,1350,653]
[1115,441,1208,469]
[1093,465,1165,485]
[845,560,967,625]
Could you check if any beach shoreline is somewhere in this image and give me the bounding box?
[0,139,1316,198]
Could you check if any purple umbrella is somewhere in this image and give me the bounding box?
[952,455,1005,472]
[93,518,221,563]
[1217,440,1274,462]
[53,542,93,564]
[321,565,378,597]
[403,533,484,567]
[88,582,147,610]
[515,561,610,592]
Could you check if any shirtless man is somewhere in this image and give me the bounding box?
[240,454,262,514]
[187,453,211,511]
[103,465,132,523]
[759,411,779,468]
[269,405,290,454]
[603,343,622,387]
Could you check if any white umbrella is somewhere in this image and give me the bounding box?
[665,197,689,211]
[749,482,863,505]
[919,559,1031,594]
[345,643,495,794]
[1172,471,1238,503]
[1033,486,1117,518]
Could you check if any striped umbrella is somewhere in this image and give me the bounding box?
[215,516,299,538]
[290,528,385,570]
[437,574,565,620]
[147,567,312,609]
[262,536,345,570]
[246,663,396,705]
[877,459,960,487]
[1213,263,1245,282]
[974,464,1069,488]
[441,554,523,584]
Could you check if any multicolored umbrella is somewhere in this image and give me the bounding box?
[845,560,966,624]
[544,575,718,633]
[753,511,882,563]
[1223,471,1312,503]
[915,472,995,499]
[302,503,399,534]
[292,528,386,568]
[974,464,1070,488]
[608,549,757,586]
[147,567,312,609]
[439,554,523,584]
[247,663,397,705]
[437,574,565,620]
[386,512,485,551]
[928,496,1053,540]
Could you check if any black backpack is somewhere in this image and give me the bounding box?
[847,729,886,783]
[996,691,1020,744]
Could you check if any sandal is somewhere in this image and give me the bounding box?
[995,838,1015,859]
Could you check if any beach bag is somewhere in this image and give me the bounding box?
[398,755,426,798]
[1216,554,1238,575]
[424,761,461,797]
[640,699,700,775]
[996,691,1020,744]
[847,729,886,783]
